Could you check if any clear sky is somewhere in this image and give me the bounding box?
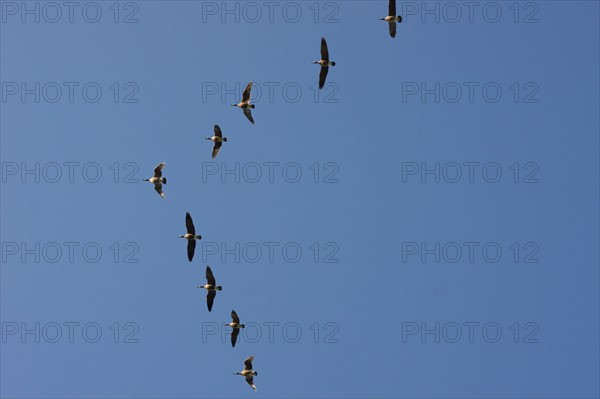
[1,1,599,398]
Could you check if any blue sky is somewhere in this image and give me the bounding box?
[1,1,599,398]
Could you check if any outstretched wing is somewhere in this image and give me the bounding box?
[389,21,397,38]
[206,266,216,285]
[388,0,396,17]
[213,124,222,137]
[187,240,196,262]
[185,212,195,235]
[320,37,329,61]
[231,310,240,324]
[232,328,239,347]
[245,375,256,391]
[207,291,216,312]
[244,356,254,370]
[243,108,255,124]
[319,66,329,90]
[242,82,252,103]
[212,141,222,159]
[154,162,165,178]
[154,183,165,198]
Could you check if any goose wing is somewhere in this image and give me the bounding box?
[213,124,222,137]
[319,66,329,90]
[212,141,222,159]
[207,290,216,312]
[153,162,165,178]
[244,356,254,370]
[388,0,396,17]
[320,37,329,61]
[245,375,256,391]
[389,21,397,38]
[231,310,240,324]
[206,266,216,285]
[185,212,196,235]
[242,82,253,103]
[232,328,239,347]
[187,240,196,262]
[154,183,165,198]
[243,107,255,124]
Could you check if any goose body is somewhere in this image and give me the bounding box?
[197,266,222,311]
[143,162,167,198]
[234,356,258,391]
[225,310,245,347]
[205,125,228,159]
[178,212,202,261]
[313,37,336,89]
[380,0,403,38]
[232,82,255,124]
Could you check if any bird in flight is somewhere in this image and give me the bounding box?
[313,37,336,89]
[143,162,167,198]
[205,124,228,159]
[234,356,258,391]
[232,82,255,124]
[380,0,403,38]
[197,265,222,312]
[225,310,245,347]
[178,212,202,262]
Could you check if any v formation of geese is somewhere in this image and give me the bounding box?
[140,1,402,392]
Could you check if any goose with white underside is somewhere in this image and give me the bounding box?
[312,37,336,90]
[234,356,258,391]
[205,124,228,159]
[143,162,167,198]
[197,265,222,312]
[178,212,202,262]
[232,82,255,124]
[225,310,245,347]
[380,0,403,38]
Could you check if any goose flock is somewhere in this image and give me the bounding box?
[141,0,403,391]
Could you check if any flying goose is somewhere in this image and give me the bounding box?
[380,0,403,38]
[197,265,222,312]
[178,212,202,262]
[312,37,336,89]
[225,310,245,347]
[205,124,228,159]
[143,162,167,198]
[234,356,258,391]
[232,82,255,124]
